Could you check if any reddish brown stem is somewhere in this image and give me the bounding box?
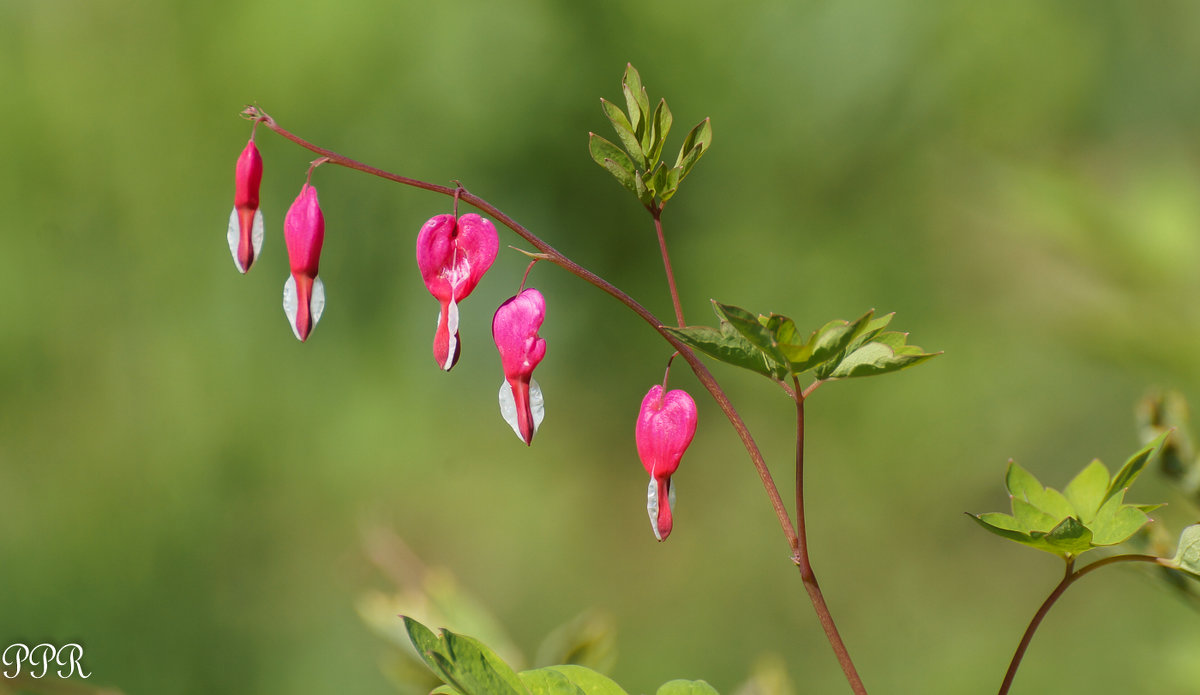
[652,207,686,328]
[792,376,867,694]
[997,554,1170,695]
[245,107,880,692]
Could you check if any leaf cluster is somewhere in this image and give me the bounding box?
[403,617,720,695]
[664,301,938,386]
[588,64,712,208]
[970,436,1167,560]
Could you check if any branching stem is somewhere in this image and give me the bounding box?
[997,554,1171,695]
[247,106,869,693]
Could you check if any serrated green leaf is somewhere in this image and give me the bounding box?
[600,99,646,169]
[663,323,778,379]
[1105,432,1168,503]
[1171,524,1200,576]
[712,302,790,378]
[633,168,654,207]
[656,680,720,695]
[659,166,683,202]
[544,665,630,695]
[589,133,635,176]
[1089,499,1151,546]
[1063,459,1110,524]
[793,311,877,375]
[404,616,456,684]
[1012,497,1060,533]
[442,631,530,695]
[520,668,587,695]
[647,99,672,164]
[1041,516,1093,555]
[674,119,712,180]
[1005,461,1043,501]
[622,64,649,136]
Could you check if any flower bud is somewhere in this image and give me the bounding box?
[635,385,697,541]
[227,138,264,273]
[492,288,547,445]
[282,183,325,342]
[416,213,499,371]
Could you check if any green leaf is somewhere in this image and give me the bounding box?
[544,665,630,695]
[821,331,939,380]
[674,118,712,181]
[601,158,638,196]
[588,134,635,176]
[1041,516,1093,555]
[432,686,464,695]
[656,680,720,695]
[621,64,649,137]
[404,616,456,684]
[1011,497,1060,533]
[1089,489,1151,546]
[442,631,531,695]
[663,322,778,379]
[646,98,672,164]
[1063,459,1110,524]
[659,166,683,202]
[633,169,654,207]
[520,668,587,695]
[712,302,790,378]
[792,311,877,376]
[600,98,646,169]
[1105,431,1168,503]
[1170,524,1200,576]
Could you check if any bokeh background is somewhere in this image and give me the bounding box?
[5,1,1200,693]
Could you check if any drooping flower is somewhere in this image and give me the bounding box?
[492,288,547,445]
[227,137,264,274]
[416,213,499,371]
[282,183,325,342]
[635,385,698,541]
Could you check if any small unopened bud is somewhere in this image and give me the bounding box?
[493,288,547,445]
[227,138,264,273]
[282,183,325,342]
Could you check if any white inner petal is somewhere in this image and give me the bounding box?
[497,378,546,442]
[646,478,662,541]
[310,276,325,327]
[529,377,544,435]
[227,207,243,272]
[283,275,299,339]
[442,298,459,371]
[250,208,264,262]
[499,380,520,440]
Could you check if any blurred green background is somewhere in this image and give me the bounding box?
[5,0,1200,693]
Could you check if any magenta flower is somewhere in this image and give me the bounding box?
[282,183,325,342]
[492,288,547,445]
[636,385,698,541]
[416,213,499,371]
[227,137,264,274]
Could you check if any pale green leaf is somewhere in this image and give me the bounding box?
[656,680,720,695]
[1063,459,1110,524]
[545,665,631,695]
[1171,524,1200,576]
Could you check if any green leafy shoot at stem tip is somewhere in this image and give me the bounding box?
[402,616,728,695]
[662,301,938,384]
[969,433,1168,560]
[589,64,710,207]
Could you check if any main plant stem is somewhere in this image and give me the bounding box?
[651,207,686,328]
[792,377,867,694]
[997,554,1169,695]
[248,107,866,693]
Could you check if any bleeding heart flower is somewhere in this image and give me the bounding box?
[492,288,547,445]
[636,385,697,541]
[227,137,264,273]
[282,183,325,342]
[416,213,499,371]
